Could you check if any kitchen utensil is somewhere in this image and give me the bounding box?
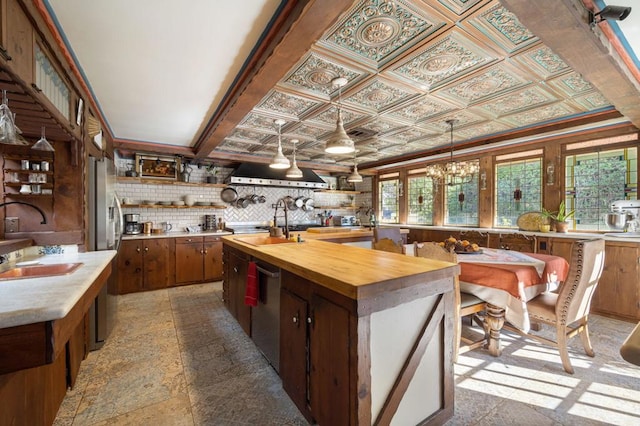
[21,160,29,170]
[184,194,195,206]
[302,197,314,211]
[143,222,153,234]
[294,196,305,208]
[221,187,238,203]
[161,222,173,232]
[250,194,260,204]
[19,184,31,194]
[605,212,633,230]
[283,195,297,211]
[41,161,49,171]
[237,198,250,208]
[258,195,267,203]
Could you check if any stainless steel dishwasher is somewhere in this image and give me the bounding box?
[251,262,281,372]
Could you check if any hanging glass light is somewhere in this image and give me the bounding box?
[347,150,362,183]
[325,77,355,154]
[32,126,55,152]
[269,118,290,169]
[425,119,478,186]
[286,139,303,178]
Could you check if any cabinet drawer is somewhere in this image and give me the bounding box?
[175,236,204,245]
[204,235,223,243]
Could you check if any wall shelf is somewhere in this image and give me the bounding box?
[117,176,226,188]
[315,189,361,194]
[122,204,226,209]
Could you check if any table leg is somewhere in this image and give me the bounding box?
[484,303,505,356]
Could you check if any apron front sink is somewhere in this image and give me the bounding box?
[0,263,83,280]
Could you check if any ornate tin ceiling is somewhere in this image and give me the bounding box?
[213,0,613,169]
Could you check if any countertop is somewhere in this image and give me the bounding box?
[223,235,458,300]
[122,230,232,240]
[0,250,117,329]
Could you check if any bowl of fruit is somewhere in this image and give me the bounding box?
[439,237,482,254]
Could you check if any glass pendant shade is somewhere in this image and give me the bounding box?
[286,139,303,178]
[270,119,290,169]
[32,126,55,152]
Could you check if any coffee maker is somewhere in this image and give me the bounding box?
[124,213,143,234]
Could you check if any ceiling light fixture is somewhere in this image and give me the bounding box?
[590,5,632,25]
[325,77,355,154]
[270,118,290,169]
[425,119,478,186]
[286,139,303,178]
[347,150,362,183]
[32,126,55,151]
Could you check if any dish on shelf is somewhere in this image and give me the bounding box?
[517,211,544,231]
[142,200,156,205]
[211,202,225,207]
[195,201,211,206]
[172,201,185,206]
[158,201,172,206]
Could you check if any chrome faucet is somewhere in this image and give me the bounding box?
[273,198,290,239]
[0,201,47,224]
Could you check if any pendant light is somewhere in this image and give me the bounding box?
[347,150,362,183]
[286,139,303,178]
[325,77,355,154]
[32,126,55,152]
[270,118,290,169]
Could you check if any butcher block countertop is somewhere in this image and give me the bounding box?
[222,235,458,300]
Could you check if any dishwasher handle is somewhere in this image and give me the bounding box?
[256,264,280,278]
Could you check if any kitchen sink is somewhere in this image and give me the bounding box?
[0,262,83,280]
[234,236,298,246]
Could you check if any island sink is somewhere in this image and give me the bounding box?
[234,236,297,246]
[0,262,83,280]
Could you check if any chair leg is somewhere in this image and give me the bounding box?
[579,318,595,357]
[556,326,574,374]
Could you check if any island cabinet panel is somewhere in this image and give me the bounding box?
[548,238,574,263]
[117,238,175,294]
[223,246,251,335]
[204,236,223,281]
[592,243,640,320]
[175,236,224,285]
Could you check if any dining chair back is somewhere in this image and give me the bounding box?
[504,238,606,374]
[373,227,402,244]
[414,242,486,361]
[373,238,403,254]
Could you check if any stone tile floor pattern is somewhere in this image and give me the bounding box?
[55,282,640,425]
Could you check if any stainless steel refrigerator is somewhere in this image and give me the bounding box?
[88,156,123,350]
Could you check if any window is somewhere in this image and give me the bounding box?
[495,158,542,227]
[407,168,435,224]
[35,43,70,119]
[379,173,400,224]
[565,147,637,231]
[445,168,479,226]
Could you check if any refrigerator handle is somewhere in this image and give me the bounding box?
[113,192,124,251]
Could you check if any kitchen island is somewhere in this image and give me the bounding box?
[223,235,458,425]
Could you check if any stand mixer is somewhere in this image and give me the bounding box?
[605,200,640,233]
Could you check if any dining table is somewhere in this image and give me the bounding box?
[406,245,570,357]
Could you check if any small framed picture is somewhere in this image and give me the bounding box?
[136,154,180,180]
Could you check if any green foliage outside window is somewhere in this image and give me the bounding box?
[495,159,542,228]
[407,176,434,224]
[379,179,399,223]
[445,173,479,226]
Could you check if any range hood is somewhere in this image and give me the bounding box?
[227,163,329,189]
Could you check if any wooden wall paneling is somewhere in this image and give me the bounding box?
[545,143,563,214]
[478,155,494,228]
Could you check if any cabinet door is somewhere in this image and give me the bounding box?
[549,238,574,263]
[309,293,350,426]
[175,240,204,284]
[204,237,223,281]
[280,288,311,419]
[3,0,33,80]
[143,238,175,290]
[117,240,143,294]
[592,244,640,320]
[226,249,251,334]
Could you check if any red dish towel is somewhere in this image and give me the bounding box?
[245,261,258,306]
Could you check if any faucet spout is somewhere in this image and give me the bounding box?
[274,198,290,239]
[0,201,47,224]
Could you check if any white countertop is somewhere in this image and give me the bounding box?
[0,250,117,329]
[122,230,232,240]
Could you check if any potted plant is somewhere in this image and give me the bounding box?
[541,200,575,233]
[205,164,220,184]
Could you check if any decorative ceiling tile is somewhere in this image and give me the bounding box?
[226,128,272,143]
[343,78,417,112]
[282,52,367,97]
[351,117,406,136]
[254,90,321,119]
[475,86,558,117]
[218,139,263,153]
[572,92,612,111]
[355,137,399,152]
[239,113,284,133]
[385,96,458,124]
[511,45,570,79]
[547,71,595,97]
[434,64,529,106]
[389,31,497,90]
[320,0,445,66]
[463,3,538,54]
[386,126,436,143]
[502,102,577,127]
[420,109,487,131]
[307,105,367,127]
[455,120,511,140]
[437,0,485,17]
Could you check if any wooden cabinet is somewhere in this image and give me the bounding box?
[117,238,175,294]
[175,236,223,285]
[1,0,34,81]
[223,246,251,335]
[549,238,574,262]
[280,271,351,425]
[489,233,536,252]
[592,242,640,321]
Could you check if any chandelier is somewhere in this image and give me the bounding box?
[425,119,478,186]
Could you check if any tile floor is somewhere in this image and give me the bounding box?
[54,282,640,425]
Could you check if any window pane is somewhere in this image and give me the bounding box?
[566,147,637,231]
[379,179,399,223]
[407,175,434,224]
[495,158,542,228]
[445,173,479,226]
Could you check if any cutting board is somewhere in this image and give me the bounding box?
[307,227,350,233]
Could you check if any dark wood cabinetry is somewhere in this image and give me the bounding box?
[1,0,34,80]
[280,271,351,425]
[175,236,223,285]
[223,246,251,335]
[117,238,175,294]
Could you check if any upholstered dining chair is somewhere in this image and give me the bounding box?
[373,227,403,245]
[373,238,404,254]
[414,242,487,362]
[503,238,606,374]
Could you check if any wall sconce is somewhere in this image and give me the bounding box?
[480,171,487,190]
[590,5,632,26]
[546,161,555,186]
